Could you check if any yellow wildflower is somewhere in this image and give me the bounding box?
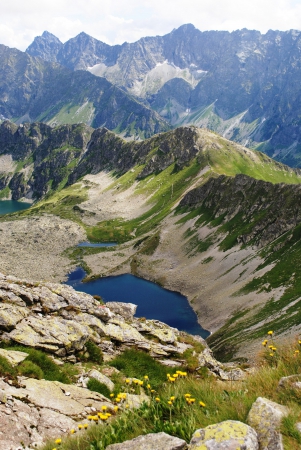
[125,404,129,408]
[70,429,76,434]
[170,396,175,401]
[144,375,149,380]
[87,415,93,421]
[84,424,88,429]
[267,330,273,335]
[199,401,206,407]
[114,406,119,412]
[147,384,151,389]
[167,401,173,405]
[269,353,274,357]
[155,397,160,402]
[110,393,114,398]
[295,349,300,354]
[184,393,191,398]
[55,439,62,445]
[125,379,130,384]
[78,424,83,430]
[151,389,155,393]
[101,405,107,411]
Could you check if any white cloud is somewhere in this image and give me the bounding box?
[0,0,301,51]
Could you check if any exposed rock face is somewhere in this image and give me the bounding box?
[0,272,209,364]
[105,432,187,450]
[247,397,288,450]
[189,420,259,450]
[0,377,110,450]
[180,173,301,249]
[0,45,169,139]
[106,302,137,321]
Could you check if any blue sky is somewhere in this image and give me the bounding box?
[1,0,301,50]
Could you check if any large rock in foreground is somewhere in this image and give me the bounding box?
[247,397,288,450]
[189,420,259,450]
[106,432,187,450]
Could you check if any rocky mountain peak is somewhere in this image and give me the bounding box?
[26,31,62,63]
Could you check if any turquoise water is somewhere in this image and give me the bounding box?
[0,200,31,215]
[66,268,210,338]
[78,242,117,248]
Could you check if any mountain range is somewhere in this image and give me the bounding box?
[25,24,301,167]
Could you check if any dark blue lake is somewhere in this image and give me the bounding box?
[0,200,31,215]
[78,242,117,248]
[66,268,209,338]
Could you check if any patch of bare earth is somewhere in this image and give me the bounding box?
[78,172,152,225]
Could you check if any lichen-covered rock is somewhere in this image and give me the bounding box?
[0,348,28,366]
[144,319,177,344]
[2,378,111,418]
[125,393,150,409]
[87,369,115,391]
[0,303,29,330]
[189,420,259,449]
[106,432,187,450]
[247,397,288,450]
[8,315,90,353]
[105,319,146,343]
[0,393,77,450]
[278,374,301,391]
[106,302,137,321]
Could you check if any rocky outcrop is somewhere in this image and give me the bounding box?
[180,173,301,249]
[189,421,259,449]
[247,397,288,450]
[106,432,187,450]
[0,272,206,364]
[0,376,111,450]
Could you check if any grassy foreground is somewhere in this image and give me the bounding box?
[36,337,301,450]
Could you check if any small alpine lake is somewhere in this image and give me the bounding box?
[0,200,31,215]
[66,268,210,338]
[77,242,117,248]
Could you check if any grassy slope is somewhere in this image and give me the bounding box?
[39,342,301,450]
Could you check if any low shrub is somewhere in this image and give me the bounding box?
[18,360,44,379]
[84,341,104,364]
[87,378,111,398]
[110,349,178,389]
[0,355,17,379]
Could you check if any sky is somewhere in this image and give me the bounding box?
[1,0,301,51]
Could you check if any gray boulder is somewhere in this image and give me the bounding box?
[106,302,137,321]
[189,420,259,449]
[106,432,187,449]
[247,397,288,450]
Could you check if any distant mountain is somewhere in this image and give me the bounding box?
[27,25,301,166]
[0,45,169,138]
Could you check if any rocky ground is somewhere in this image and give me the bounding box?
[0,272,298,450]
[0,271,245,449]
[0,215,85,282]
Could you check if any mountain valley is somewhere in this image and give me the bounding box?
[1,124,301,361]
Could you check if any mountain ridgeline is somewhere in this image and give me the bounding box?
[25,25,301,167]
[0,44,169,139]
[1,122,301,201]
